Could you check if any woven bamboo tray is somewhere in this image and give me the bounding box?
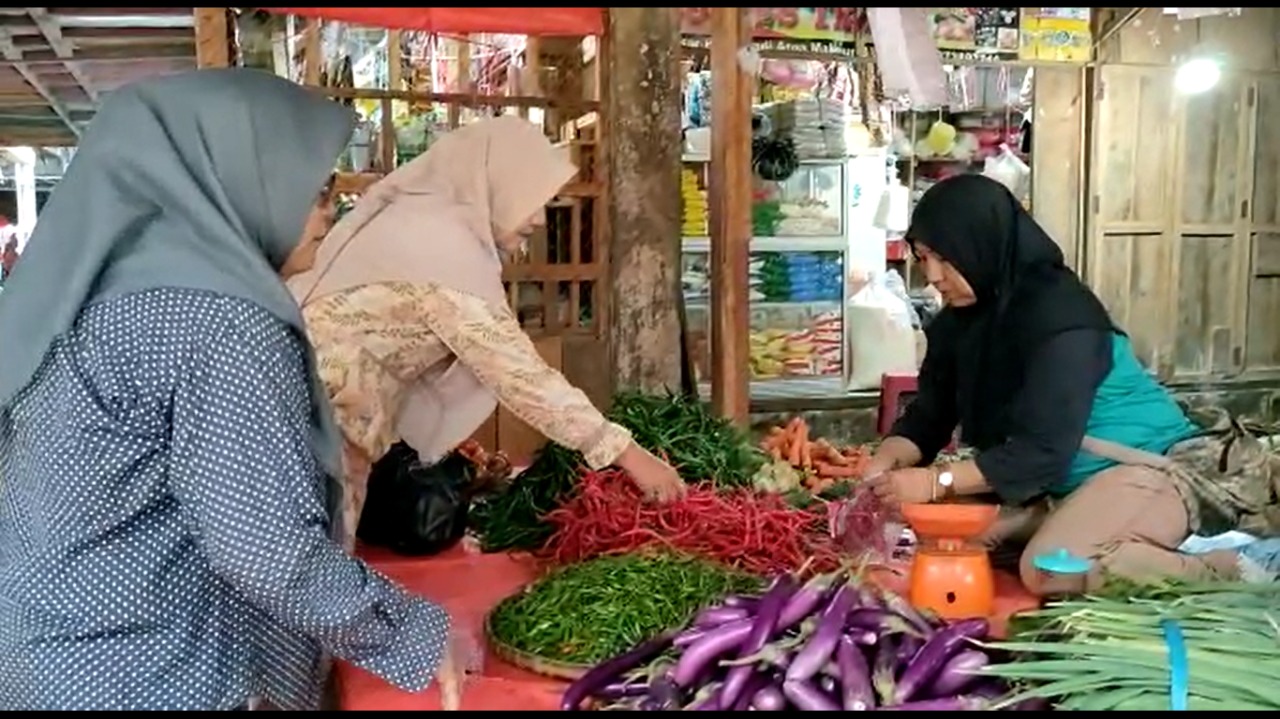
[483,608,590,682]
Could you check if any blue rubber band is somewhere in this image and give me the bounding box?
[1161,618,1189,711]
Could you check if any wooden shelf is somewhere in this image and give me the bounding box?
[333,171,600,199]
[333,171,381,194]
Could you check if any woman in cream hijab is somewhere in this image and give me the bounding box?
[290,116,684,545]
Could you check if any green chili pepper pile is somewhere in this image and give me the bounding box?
[470,391,766,552]
[608,391,765,489]
[470,442,583,552]
[487,553,760,666]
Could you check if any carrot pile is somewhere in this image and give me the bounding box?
[759,417,872,493]
[541,468,843,576]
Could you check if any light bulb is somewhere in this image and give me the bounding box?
[1174,57,1221,94]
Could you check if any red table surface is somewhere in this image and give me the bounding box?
[336,543,567,711]
[336,544,1041,711]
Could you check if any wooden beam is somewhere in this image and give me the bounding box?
[26,8,73,56]
[387,29,402,92]
[301,18,321,85]
[0,44,193,65]
[11,63,81,138]
[604,8,684,393]
[707,7,753,425]
[24,7,99,102]
[317,85,598,113]
[193,7,229,68]
[0,26,82,138]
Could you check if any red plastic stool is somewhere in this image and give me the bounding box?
[877,372,957,451]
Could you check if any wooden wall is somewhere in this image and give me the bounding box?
[1030,64,1087,269]
[1083,8,1280,383]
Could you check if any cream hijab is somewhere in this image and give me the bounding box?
[289,116,578,462]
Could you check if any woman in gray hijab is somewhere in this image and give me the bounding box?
[0,69,454,710]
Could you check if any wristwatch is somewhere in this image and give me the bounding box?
[933,466,955,502]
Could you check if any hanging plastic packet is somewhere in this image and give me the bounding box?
[865,8,948,108]
[828,485,907,564]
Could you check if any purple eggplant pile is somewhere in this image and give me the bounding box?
[561,569,1023,711]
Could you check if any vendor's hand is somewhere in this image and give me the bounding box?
[616,442,686,503]
[867,467,938,507]
[861,454,899,481]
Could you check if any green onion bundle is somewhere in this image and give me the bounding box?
[983,582,1280,711]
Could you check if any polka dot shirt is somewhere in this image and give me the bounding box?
[0,288,450,710]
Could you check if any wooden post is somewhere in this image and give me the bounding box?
[302,18,322,85]
[194,8,231,69]
[708,8,753,424]
[604,8,685,393]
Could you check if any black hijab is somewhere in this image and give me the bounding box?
[907,174,1115,450]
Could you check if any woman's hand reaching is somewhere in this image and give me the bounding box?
[867,467,938,508]
[615,442,686,503]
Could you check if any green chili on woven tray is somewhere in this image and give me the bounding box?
[470,392,765,552]
[487,553,761,666]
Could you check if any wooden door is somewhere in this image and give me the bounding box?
[1244,77,1280,376]
[1087,64,1180,378]
[1087,64,1253,381]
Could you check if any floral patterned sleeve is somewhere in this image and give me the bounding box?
[418,285,633,470]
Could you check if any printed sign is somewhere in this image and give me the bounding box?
[679,8,867,43]
[927,7,1021,61]
[1019,8,1092,63]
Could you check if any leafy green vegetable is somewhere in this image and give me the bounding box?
[469,442,583,552]
[470,391,765,552]
[487,553,761,666]
[608,391,765,489]
[987,581,1280,711]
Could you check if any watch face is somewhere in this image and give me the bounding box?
[938,471,954,487]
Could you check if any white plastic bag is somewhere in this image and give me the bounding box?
[865,8,948,108]
[882,269,921,329]
[844,272,918,390]
[982,144,1032,199]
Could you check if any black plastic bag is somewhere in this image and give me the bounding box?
[357,442,474,557]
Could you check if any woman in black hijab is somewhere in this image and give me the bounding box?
[862,175,1270,594]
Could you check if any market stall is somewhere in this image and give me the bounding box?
[677,9,888,410]
[244,6,612,457]
[339,387,1061,712]
[206,10,1280,715]
[684,8,1094,407]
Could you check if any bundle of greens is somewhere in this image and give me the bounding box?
[983,581,1280,711]
[608,391,764,489]
[469,391,765,552]
[487,553,760,666]
[468,441,582,552]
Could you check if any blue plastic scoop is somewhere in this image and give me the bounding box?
[1031,548,1092,575]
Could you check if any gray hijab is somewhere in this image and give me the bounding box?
[0,68,354,478]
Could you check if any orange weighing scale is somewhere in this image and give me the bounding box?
[900,503,999,620]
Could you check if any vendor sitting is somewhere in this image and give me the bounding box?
[864,175,1279,596]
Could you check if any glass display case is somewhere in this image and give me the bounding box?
[682,152,889,397]
[682,159,848,252]
[683,251,844,382]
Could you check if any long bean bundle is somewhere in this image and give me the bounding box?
[982,582,1280,711]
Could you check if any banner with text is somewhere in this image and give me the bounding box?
[680,8,867,43]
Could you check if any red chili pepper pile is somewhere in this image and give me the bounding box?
[541,468,843,576]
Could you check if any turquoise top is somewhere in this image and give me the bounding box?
[1052,334,1199,497]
